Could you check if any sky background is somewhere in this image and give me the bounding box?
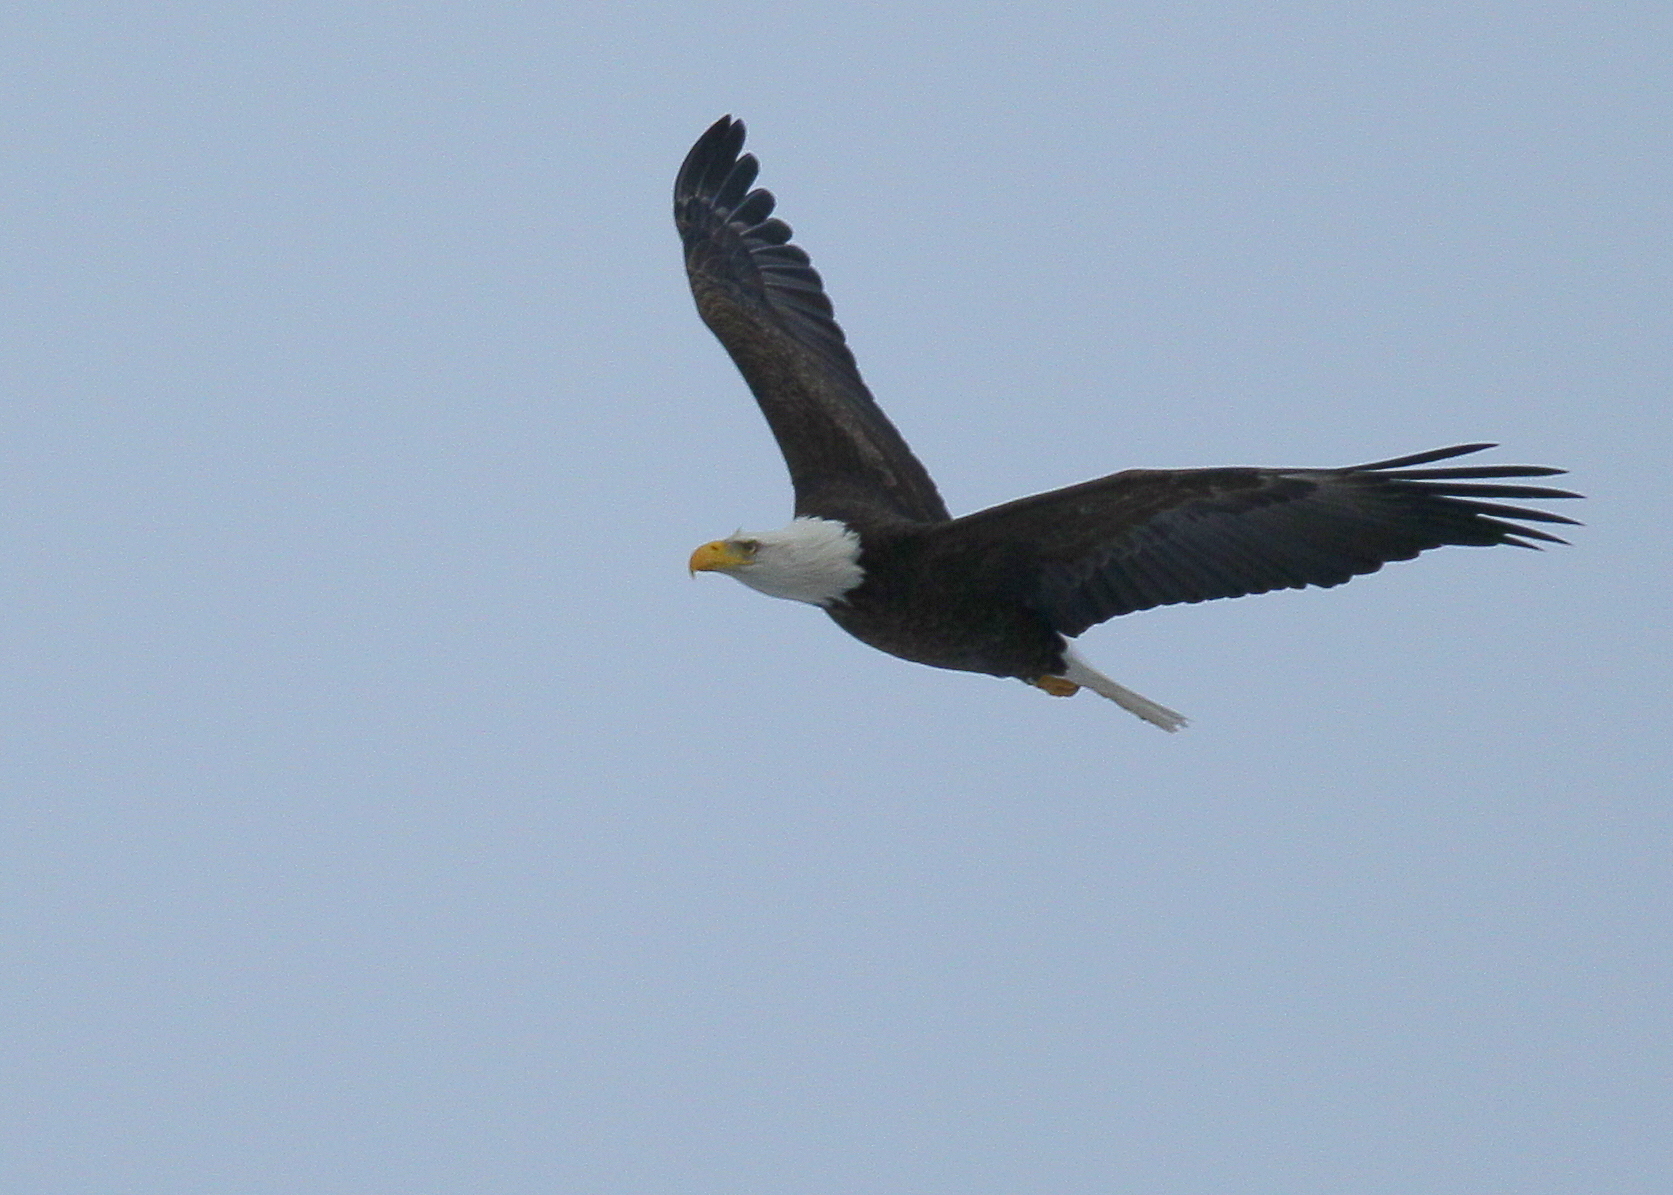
[3,3,1669,1193]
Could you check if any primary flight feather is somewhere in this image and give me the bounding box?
[677,116,1580,730]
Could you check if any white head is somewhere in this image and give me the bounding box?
[688,516,865,606]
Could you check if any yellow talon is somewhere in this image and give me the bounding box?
[1033,676,1080,697]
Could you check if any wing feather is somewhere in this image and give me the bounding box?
[675,117,948,522]
[940,445,1580,637]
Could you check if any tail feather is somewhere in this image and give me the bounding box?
[1061,645,1189,732]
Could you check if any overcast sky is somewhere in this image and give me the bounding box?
[3,4,1668,1193]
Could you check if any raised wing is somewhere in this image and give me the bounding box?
[944,444,1581,637]
[675,117,949,523]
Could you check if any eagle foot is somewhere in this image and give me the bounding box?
[1032,676,1081,697]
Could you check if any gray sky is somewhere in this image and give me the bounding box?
[4,3,1668,1193]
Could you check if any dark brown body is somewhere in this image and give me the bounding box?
[824,519,1065,679]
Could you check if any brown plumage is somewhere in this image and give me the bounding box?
[676,116,1580,727]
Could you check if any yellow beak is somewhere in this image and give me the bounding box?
[688,540,750,575]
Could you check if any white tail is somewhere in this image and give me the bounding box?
[1060,645,1189,732]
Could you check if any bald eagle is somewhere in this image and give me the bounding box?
[677,117,1579,730]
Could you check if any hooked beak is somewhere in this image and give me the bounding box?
[688,540,751,576]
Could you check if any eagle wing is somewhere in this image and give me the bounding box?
[675,117,949,523]
[940,444,1581,637]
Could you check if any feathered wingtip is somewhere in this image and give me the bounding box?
[674,116,792,247]
[675,116,747,207]
[1346,443,1583,548]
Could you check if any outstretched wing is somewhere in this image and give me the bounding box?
[940,444,1581,637]
[675,117,949,523]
